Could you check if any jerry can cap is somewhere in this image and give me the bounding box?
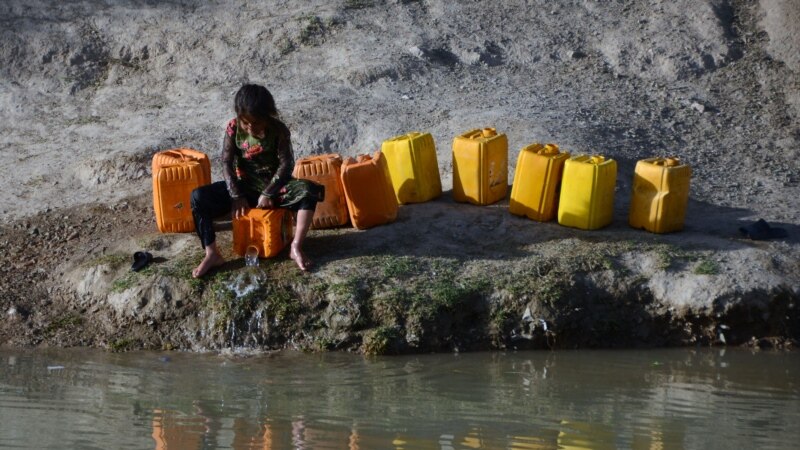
[589,155,605,164]
[665,157,680,166]
[481,128,497,138]
[541,144,559,155]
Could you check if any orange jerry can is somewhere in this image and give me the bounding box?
[629,157,691,233]
[152,148,211,233]
[452,128,508,205]
[381,132,442,204]
[509,143,570,221]
[293,153,349,229]
[340,151,398,230]
[232,208,294,258]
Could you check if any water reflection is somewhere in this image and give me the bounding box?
[1,348,798,449]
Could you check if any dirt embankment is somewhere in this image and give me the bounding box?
[1,0,798,353]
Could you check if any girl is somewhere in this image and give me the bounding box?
[190,84,322,277]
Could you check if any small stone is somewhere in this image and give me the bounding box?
[569,50,587,59]
[690,102,705,113]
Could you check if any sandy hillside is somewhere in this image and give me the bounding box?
[1,0,798,223]
[0,0,798,351]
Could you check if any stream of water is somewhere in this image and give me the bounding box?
[1,347,798,449]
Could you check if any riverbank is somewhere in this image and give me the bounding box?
[1,0,798,353]
[1,191,797,354]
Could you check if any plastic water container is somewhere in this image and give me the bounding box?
[340,151,398,230]
[509,143,570,221]
[381,132,442,204]
[452,128,508,205]
[293,153,349,229]
[244,245,260,267]
[557,155,617,230]
[232,208,293,258]
[152,148,211,233]
[629,157,691,233]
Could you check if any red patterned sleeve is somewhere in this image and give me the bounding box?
[221,118,242,199]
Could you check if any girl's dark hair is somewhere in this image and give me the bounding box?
[234,84,279,121]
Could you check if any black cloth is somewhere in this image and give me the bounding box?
[191,180,318,248]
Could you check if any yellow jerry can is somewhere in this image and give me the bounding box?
[452,128,508,205]
[232,208,294,258]
[152,148,211,233]
[509,143,570,221]
[557,155,617,230]
[381,132,442,204]
[629,157,691,233]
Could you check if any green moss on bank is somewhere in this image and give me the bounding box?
[86,237,795,354]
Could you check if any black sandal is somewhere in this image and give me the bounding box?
[131,251,153,272]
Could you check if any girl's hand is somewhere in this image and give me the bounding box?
[257,195,275,209]
[231,198,249,219]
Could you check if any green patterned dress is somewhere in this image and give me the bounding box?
[223,118,323,209]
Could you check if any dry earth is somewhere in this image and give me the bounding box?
[0,0,798,353]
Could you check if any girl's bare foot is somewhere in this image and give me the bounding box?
[290,244,312,272]
[192,252,226,278]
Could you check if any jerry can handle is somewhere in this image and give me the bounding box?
[466,130,483,139]
[160,149,194,163]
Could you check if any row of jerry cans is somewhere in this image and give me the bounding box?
[377,129,691,233]
[509,144,691,232]
[152,139,691,258]
[151,147,398,259]
[148,128,507,235]
[380,128,690,233]
[294,127,510,232]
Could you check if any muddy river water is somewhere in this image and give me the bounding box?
[1,348,798,449]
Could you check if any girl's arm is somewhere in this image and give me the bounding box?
[262,123,295,198]
[221,119,243,199]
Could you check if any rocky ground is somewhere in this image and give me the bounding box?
[0,0,798,353]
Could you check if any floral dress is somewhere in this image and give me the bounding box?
[222,118,323,209]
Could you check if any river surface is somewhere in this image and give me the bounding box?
[0,347,798,449]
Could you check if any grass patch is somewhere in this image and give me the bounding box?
[379,255,417,279]
[266,285,302,323]
[154,254,205,293]
[363,325,402,355]
[109,338,137,352]
[299,15,324,45]
[329,276,362,299]
[44,313,83,336]
[82,252,128,269]
[111,273,137,293]
[694,259,720,275]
